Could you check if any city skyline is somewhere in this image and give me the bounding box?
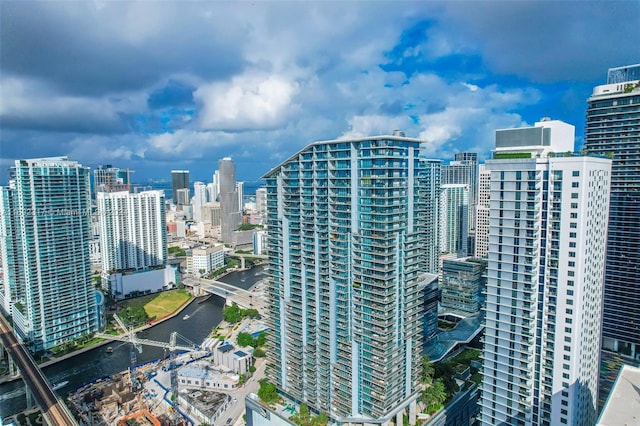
[1,2,639,184]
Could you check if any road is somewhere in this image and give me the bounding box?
[0,313,78,425]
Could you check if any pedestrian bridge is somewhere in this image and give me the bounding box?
[182,277,263,310]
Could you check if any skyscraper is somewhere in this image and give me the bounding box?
[262,134,440,424]
[97,190,171,299]
[480,120,611,425]
[0,157,97,351]
[192,181,207,222]
[442,152,478,232]
[93,164,130,196]
[171,170,190,204]
[218,157,241,243]
[584,64,640,363]
[439,183,469,256]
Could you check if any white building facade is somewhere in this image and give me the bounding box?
[474,164,491,258]
[480,120,611,426]
[439,184,469,256]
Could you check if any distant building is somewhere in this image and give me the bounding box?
[0,157,97,351]
[440,184,469,256]
[420,273,440,346]
[175,187,191,208]
[474,164,491,258]
[201,202,221,226]
[442,152,478,234]
[192,181,207,222]
[237,181,244,213]
[186,245,225,276]
[253,230,267,255]
[480,120,611,426]
[93,165,130,196]
[440,258,486,315]
[207,181,218,203]
[255,187,267,214]
[219,158,242,243]
[171,170,190,204]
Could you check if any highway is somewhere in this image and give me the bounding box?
[0,313,78,425]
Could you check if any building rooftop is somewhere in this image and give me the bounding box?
[180,389,228,419]
[597,364,640,426]
[424,315,483,362]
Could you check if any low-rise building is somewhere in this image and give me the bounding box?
[211,340,253,374]
[177,390,230,426]
[186,245,225,276]
[177,363,240,391]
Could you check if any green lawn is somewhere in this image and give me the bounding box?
[120,289,192,320]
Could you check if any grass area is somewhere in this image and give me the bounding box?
[120,289,192,320]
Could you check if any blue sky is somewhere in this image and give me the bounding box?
[1,1,638,185]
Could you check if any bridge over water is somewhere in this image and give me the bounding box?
[182,277,264,311]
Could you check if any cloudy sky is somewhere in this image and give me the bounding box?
[1,1,638,186]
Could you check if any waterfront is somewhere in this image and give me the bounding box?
[0,265,264,418]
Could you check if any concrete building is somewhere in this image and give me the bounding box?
[596,364,640,426]
[440,258,486,315]
[584,64,640,365]
[263,133,441,424]
[171,170,189,204]
[177,364,240,391]
[237,181,245,213]
[479,120,612,426]
[177,390,231,426]
[0,157,97,351]
[219,158,242,244]
[186,245,225,276]
[207,181,218,203]
[253,230,267,255]
[97,190,174,299]
[175,188,191,209]
[439,184,469,256]
[255,187,267,214]
[210,340,254,375]
[474,164,491,258]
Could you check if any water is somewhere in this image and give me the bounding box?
[0,266,264,418]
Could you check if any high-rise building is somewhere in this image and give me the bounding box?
[479,120,611,426]
[97,190,172,299]
[255,187,267,214]
[474,164,491,258]
[262,134,440,424]
[439,183,469,256]
[218,157,241,243]
[175,188,191,207]
[192,181,207,222]
[236,181,244,213]
[442,152,478,232]
[171,170,190,204]
[440,257,486,315]
[207,182,218,203]
[0,157,97,351]
[584,64,640,362]
[93,165,130,196]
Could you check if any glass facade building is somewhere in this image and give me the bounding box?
[0,157,98,351]
[584,66,640,362]
[440,258,486,315]
[263,135,440,424]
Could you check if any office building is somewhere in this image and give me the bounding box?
[262,133,440,424]
[0,157,97,351]
[479,120,611,425]
[192,181,207,222]
[186,245,225,276]
[171,170,190,204]
[97,190,174,299]
[584,65,640,362]
[474,164,491,258]
[93,164,130,196]
[440,258,486,315]
[218,157,241,243]
[175,188,191,207]
[442,152,478,232]
[439,184,469,256]
[207,182,218,203]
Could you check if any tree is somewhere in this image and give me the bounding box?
[258,380,279,404]
[249,365,256,373]
[237,332,254,347]
[223,303,242,323]
[422,355,434,383]
[422,379,447,413]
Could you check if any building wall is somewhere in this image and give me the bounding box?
[474,164,491,258]
[105,266,177,300]
[439,184,469,255]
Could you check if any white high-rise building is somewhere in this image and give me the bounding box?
[474,164,491,258]
[0,157,97,351]
[192,181,207,222]
[97,190,173,299]
[480,120,611,426]
[218,157,241,243]
[236,181,244,213]
[439,184,469,256]
[255,187,267,214]
[206,182,218,203]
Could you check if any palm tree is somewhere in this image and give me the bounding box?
[422,354,434,383]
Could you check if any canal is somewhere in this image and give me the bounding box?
[0,265,265,418]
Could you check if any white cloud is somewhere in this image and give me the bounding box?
[194,74,300,131]
[146,129,236,159]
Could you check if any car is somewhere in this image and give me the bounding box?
[226,418,233,425]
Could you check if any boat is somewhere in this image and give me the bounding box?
[52,380,69,391]
[183,314,190,320]
[106,346,113,353]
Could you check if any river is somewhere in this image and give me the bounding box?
[0,265,265,418]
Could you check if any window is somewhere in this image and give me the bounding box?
[570,223,577,229]
[570,232,577,238]
[571,203,578,208]
[572,171,580,177]
[571,193,579,199]
[569,242,576,248]
[570,213,578,219]
[568,261,575,267]
[572,182,579,188]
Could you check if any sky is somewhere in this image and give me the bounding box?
[1,1,639,186]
